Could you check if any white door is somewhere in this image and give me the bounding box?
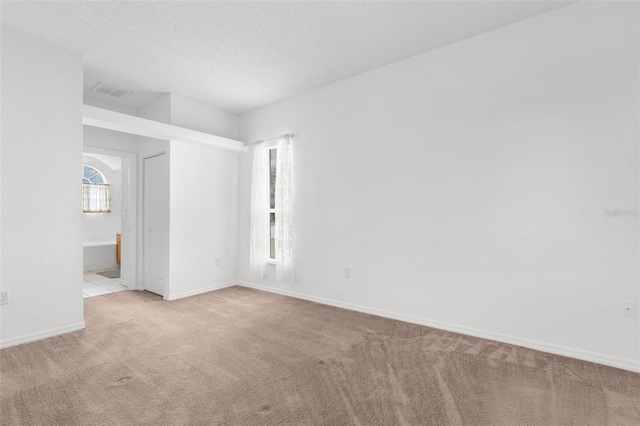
[144,153,168,296]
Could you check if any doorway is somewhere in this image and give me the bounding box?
[82,147,137,296]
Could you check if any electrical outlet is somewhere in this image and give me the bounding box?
[0,290,9,305]
[215,257,221,266]
[621,299,635,317]
[343,268,351,278]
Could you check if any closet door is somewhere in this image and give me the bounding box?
[143,153,168,296]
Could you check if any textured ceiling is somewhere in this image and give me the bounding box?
[1,1,572,114]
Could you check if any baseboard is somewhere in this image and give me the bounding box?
[164,281,237,301]
[238,281,640,373]
[0,322,86,350]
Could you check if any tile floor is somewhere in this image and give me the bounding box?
[83,271,128,298]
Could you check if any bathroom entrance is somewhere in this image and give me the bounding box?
[82,147,137,297]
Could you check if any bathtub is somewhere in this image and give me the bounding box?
[83,236,119,272]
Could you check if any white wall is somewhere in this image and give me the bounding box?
[170,94,238,140]
[166,95,239,299]
[167,141,238,299]
[0,26,85,346]
[237,2,639,371]
[140,93,171,125]
[84,95,140,116]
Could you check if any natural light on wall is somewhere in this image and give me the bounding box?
[82,165,111,213]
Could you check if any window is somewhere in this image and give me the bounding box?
[269,146,277,260]
[82,165,111,213]
[83,165,105,184]
[249,134,293,281]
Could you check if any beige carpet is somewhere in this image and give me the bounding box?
[1,286,639,425]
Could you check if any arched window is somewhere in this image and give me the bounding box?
[82,165,111,213]
[83,165,106,184]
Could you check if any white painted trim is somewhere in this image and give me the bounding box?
[238,281,640,373]
[164,281,237,301]
[82,105,248,153]
[0,322,86,349]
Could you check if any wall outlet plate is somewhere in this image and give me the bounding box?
[343,268,351,278]
[0,290,9,305]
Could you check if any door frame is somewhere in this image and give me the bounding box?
[83,146,137,290]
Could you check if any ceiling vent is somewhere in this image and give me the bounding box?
[89,82,133,99]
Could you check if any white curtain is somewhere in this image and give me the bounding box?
[275,135,294,282]
[249,144,269,278]
[249,135,294,282]
[83,183,111,213]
